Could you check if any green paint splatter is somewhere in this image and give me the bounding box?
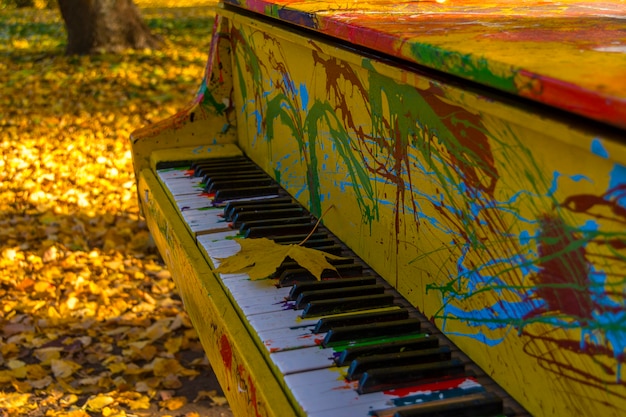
[408,42,518,94]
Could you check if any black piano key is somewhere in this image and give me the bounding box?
[189,156,249,171]
[305,244,343,255]
[244,223,317,239]
[288,276,378,301]
[276,237,333,247]
[336,335,438,366]
[346,346,451,381]
[223,197,294,220]
[278,263,364,287]
[270,232,328,244]
[232,208,305,226]
[323,317,421,347]
[240,216,313,233]
[204,172,269,189]
[301,293,395,318]
[206,177,275,193]
[194,162,258,177]
[276,257,354,279]
[213,185,281,203]
[313,307,409,333]
[156,160,193,169]
[357,359,466,394]
[232,208,312,227]
[225,203,301,221]
[385,392,504,417]
[295,284,385,309]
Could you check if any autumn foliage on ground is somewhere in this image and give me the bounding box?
[0,1,231,416]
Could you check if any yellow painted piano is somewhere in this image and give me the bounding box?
[130,1,626,416]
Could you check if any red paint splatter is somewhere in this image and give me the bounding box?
[331,380,359,391]
[220,334,233,374]
[383,376,477,397]
[246,373,263,417]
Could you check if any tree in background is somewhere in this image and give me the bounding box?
[57,0,162,54]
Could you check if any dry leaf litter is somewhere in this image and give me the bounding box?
[1,2,231,416]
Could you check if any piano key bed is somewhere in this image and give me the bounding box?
[156,155,528,417]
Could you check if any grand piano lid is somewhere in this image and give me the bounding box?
[222,0,626,130]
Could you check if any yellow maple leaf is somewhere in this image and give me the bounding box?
[127,395,151,410]
[214,238,346,280]
[164,336,182,354]
[159,396,187,411]
[85,394,115,411]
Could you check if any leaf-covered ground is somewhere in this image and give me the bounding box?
[0,2,233,416]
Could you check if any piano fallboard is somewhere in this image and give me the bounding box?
[130,2,626,416]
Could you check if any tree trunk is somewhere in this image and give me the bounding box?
[57,0,162,55]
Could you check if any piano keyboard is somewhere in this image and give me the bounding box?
[156,155,526,417]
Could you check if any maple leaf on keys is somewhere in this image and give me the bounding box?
[214,237,347,280]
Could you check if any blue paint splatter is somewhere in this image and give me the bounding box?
[591,138,609,158]
[608,163,626,207]
[299,83,309,111]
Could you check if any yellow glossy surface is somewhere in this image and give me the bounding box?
[224,0,626,128]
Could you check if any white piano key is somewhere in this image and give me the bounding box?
[189,222,231,235]
[221,278,293,315]
[179,195,217,206]
[197,231,240,248]
[286,368,482,416]
[182,212,228,229]
[248,309,318,332]
[162,178,205,196]
[271,345,338,375]
[238,297,295,316]
[156,167,193,180]
[256,325,324,352]
[177,196,215,211]
[183,211,233,234]
[217,194,282,205]
[181,208,222,221]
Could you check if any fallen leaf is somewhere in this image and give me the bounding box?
[127,395,151,410]
[159,396,187,411]
[194,389,228,406]
[1,2,229,416]
[85,394,115,411]
[214,237,346,280]
[50,358,81,379]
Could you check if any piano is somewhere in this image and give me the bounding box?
[129,1,626,416]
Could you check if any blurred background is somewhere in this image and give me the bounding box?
[0,1,233,416]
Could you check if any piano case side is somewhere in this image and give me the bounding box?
[130,14,302,417]
[137,168,298,417]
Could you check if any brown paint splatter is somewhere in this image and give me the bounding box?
[559,184,626,226]
[424,84,499,197]
[528,214,594,321]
